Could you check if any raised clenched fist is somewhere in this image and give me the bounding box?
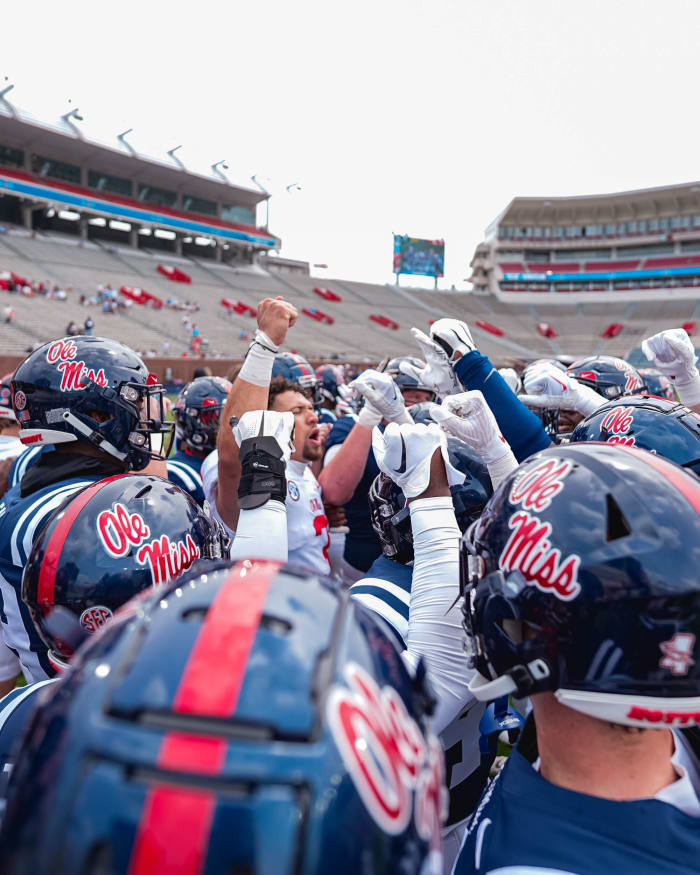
[256,297,298,347]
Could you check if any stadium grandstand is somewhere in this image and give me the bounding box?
[0,96,697,369]
[468,182,700,357]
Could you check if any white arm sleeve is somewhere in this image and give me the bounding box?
[228,500,288,562]
[407,496,475,735]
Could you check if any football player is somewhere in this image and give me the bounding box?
[0,336,173,683]
[454,444,700,874]
[204,297,330,576]
[0,473,228,815]
[168,375,231,503]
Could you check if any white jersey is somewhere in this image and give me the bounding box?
[0,437,22,462]
[201,452,330,577]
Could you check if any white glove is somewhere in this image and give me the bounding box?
[431,390,509,463]
[429,318,477,362]
[371,422,465,499]
[349,369,413,427]
[498,367,521,394]
[232,410,295,464]
[520,363,604,418]
[642,328,700,406]
[399,327,462,397]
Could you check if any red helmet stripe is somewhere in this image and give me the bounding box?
[35,474,129,615]
[612,444,700,516]
[127,560,280,875]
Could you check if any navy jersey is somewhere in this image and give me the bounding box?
[167,449,205,504]
[0,475,99,682]
[7,446,53,492]
[325,416,382,573]
[351,557,488,833]
[0,679,58,819]
[317,408,337,425]
[455,746,700,875]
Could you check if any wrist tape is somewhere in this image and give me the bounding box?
[237,435,287,509]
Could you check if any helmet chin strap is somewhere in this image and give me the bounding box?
[61,411,127,461]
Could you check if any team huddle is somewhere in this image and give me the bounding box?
[0,295,697,873]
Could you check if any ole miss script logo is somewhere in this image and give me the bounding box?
[326,662,446,844]
[96,502,200,586]
[46,339,108,392]
[500,459,582,601]
[600,406,635,445]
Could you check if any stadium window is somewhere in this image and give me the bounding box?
[154,229,176,240]
[553,227,564,239]
[671,217,681,229]
[617,223,626,235]
[543,227,552,238]
[659,218,670,231]
[604,224,615,236]
[137,184,177,209]
[88,217,106,226]
[533,227,543,238]
[182,194,217,217]
[638,220,647,234]
[649,219,659,232]
[87,170,133,197]
[681,216,691,229]
[109,220,131,232]
[0,144,24,168]
[31,153,81,185]
[693,216,700,228]
[57,210,80,221]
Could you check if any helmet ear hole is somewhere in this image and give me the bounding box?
[502,617,523,644]
[605,493,631,542]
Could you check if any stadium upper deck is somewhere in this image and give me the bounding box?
[0,96,278,261]
[470,182,700,297]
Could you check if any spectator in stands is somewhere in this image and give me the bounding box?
[66,321,79,336]
[84,317,94,336]
[3,305,14,325]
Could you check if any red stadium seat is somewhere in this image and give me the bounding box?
[10,272,28,287]
[220,298,257,317]
[158,265,192,284]
[120,286,163,308]
[313,286,342,303]
[641,255,700,269]
[682,321,696,337]
[302,307,335,325]
[498,262,527,273]
[602,322,623,339]
[526,262,580,273]
[475,320,504,337]
[584,260,639,271]
[370,314,400,330]
[537,322,557,338]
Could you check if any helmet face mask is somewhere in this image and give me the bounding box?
[567,355,646,400]
[460,444,700,728]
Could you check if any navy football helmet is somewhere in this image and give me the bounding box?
[0,372,16,425]
[315,363,345,404]
[380,356,436,402]
[370,407,493,564]
[22,473,229,670]
[1,560,446,873]
[566,354,646,400]
[460,443,700,728]
[173,375,231,453]
[638,367,675,400]
[11,336,173,470]
[570,395,700,475]
[272,352,318,395]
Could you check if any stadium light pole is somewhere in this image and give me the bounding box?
[0,82,14,101]
[167,145,185,171]
[117,129,136,157]
[211,160,229,183]
[61,107,84,136]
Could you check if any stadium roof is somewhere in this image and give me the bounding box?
[493,180,700,228]
[0,99,266,210]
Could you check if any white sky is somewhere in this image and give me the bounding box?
[3,0,700,288]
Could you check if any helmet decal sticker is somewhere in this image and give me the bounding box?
[659,632,696,676]
[626,706,700,727]
[46,339,107,391]
[136,533,201,586]
[600,406,636,445]
[79,605,113,633]
[97,503,151,557]
[326,662,445,839]
[509,458,573,512]
[499,511,582,601]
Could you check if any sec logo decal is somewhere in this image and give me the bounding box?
[80,605,113,633]
[288,481,300,501]
[14,390,26,411]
